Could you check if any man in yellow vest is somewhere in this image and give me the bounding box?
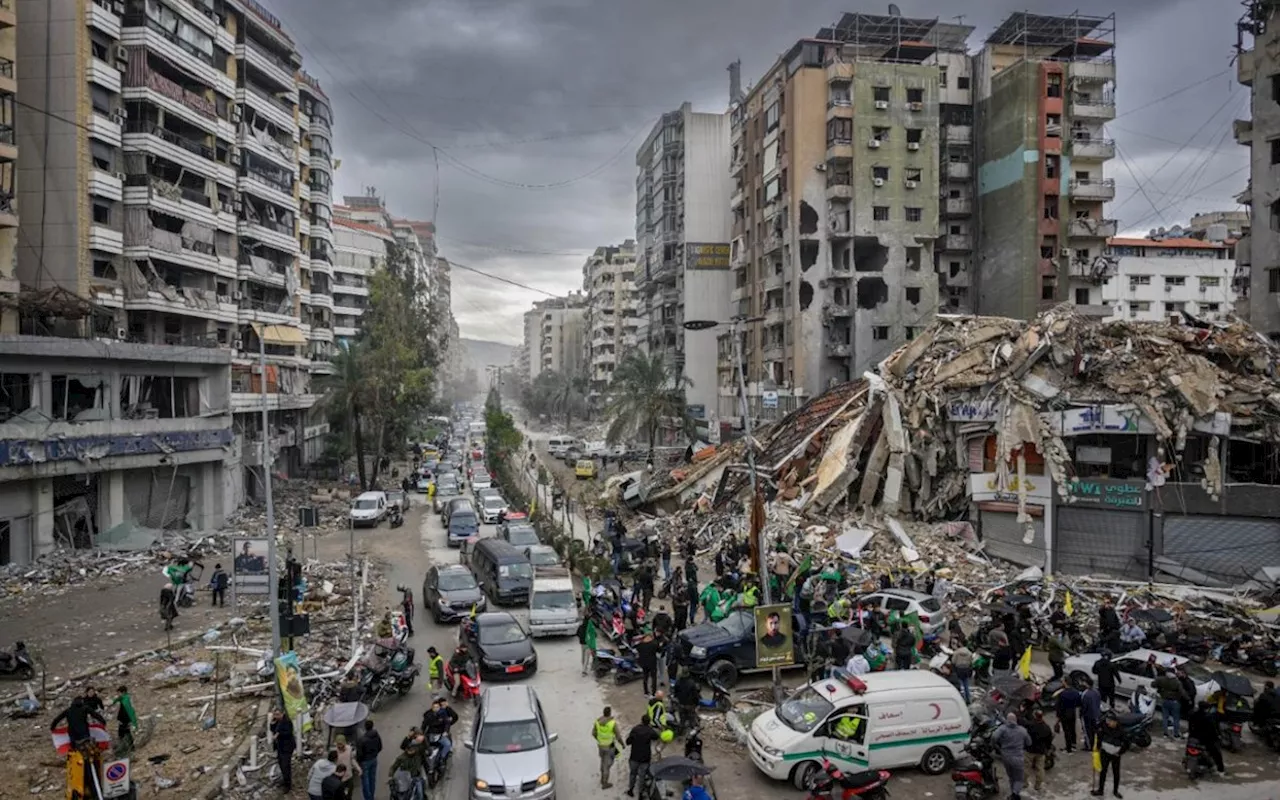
[592,705,618,789]
[426,646,444,691]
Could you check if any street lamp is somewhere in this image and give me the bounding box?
[683,315,779,701]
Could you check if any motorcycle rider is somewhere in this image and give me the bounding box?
[1252,681,1278,726]
[422,696,459,764]
[447,645,474,697]
[672,668,700,728]
[1188,700,1226,778]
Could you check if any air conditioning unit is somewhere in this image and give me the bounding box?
[1164,285,1173,292]
[114,171,126,182]
[232,337,243,350]
[231,106,243,124]
[907,142,921,151]
[112,0,125,13]
[1060,247,1072,257]
[874,100,889,110]
[114,44,129,65]
[233,198,243,213]
[230,151,242,167]
[905,180,919,189]
[872,178,885,187]
[233,290,244,300]
[116,327,127,340]
[908,101,924,111]
[111,108,128,123]
[867,139,882,149]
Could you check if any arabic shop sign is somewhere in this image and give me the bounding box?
[968,472,1052,504]
[685,242,731,270]
[0,428,234,467]
[1049,405,1155,437]
[945,399,1000,422]
[1064,478,1147,511]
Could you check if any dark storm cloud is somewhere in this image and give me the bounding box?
[268,0,1240,343]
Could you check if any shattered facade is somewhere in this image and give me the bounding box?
[1234,0,1276,335]
[581,240,639,407]
[1087,235,1238,323]
[973,12,1118,320]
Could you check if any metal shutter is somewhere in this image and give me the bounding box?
[1055,507,1148,579]
[978,511,1046,568]
[1162,516,1280,585]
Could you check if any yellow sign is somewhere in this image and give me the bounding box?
[686,243,731,270]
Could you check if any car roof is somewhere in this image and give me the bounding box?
[436,564,471,575]
[356,491,384,499]
[1116,648,1187,666]
[480,686,539,723]
[476,611,518,626]
[872,588,934,602]
[811,670,962,704]
[482,495,506,505]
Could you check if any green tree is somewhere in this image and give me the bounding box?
[523,369,587,428]
[328,340,370,488]
[604,351,695,460]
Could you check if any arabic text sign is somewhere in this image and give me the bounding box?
[945,399,1000,423]
[686,242,731,270]
[1051,405,1155,437]
[1065,478,1147,511]
[968,472,1052,504]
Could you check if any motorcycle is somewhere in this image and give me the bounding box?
[0,642,35,680]
[593,647,645,684]
[807,758,892,800]
[444,660,482,703]
[423,731,450,788]
[1102,708,1154,749]
[1183,736,1215,780]
[950,728,1001,800]
[669,673,732,713]
[389,506,405,528]
[1250,717,1280,752]
[684,726,704,763]
[362,662,420,711]
[388,768,425,800]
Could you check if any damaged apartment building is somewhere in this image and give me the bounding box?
[724,13,970,425]
[0,0,339,564]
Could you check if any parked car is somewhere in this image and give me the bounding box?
[676,608,805,688]
[856,589,949,636]
[424,564,486,623]
[575,459,597,479]
[465,685,558,800]
[501,522,541,548]
[463,611,538,679]
[480,494,509,524]
[348,491,388,528]
[386,489,410,513]
[523,544,561,570]
[1063,649,1220,701]
[471,471,493,492]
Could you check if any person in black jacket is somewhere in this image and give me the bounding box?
[1093,654,1119,709]
[672,669,700,730]
[50,696,105,749]
[1091,716,1129,797]
[321,764,347,800]
[1025,709,1055,793]
[1188,701,1226,777]
[270,710,297,792]
[636,632,659,695]
[625,715,660,797]
[355,719,382,800]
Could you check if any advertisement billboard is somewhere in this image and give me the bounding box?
[685,242,731,270]
[753,603,795,668]
[232,537,270,596]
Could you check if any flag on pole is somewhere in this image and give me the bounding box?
[51,722,111,755]
[1064,591,1075,617]
[1016,645,1033,680]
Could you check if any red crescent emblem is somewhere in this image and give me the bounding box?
[930,703,942,719]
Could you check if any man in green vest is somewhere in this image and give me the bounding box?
[592,705,619,789]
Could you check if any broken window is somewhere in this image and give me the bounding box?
[872,127,889,142]
[905,167,922,183]
[51,375,107,421]
[1202,302,1221,313]
[906,128,923,144]
[92,258,117,280]
[905,326,917,340]
[950,261,962,278]
[873,86,890,103]
[0,373,33,422]
[873,166,889,182]
[906,287,921,304]
[856,277,889,308]
[1040,246,1054,259]
[1271,139,1280,166]
[1075,248,1090,262]
[1042,282,1058,301]
[1043,196,1059,219]
[872,326,890,340]
[92,199,113,226]
[799,281,814,310]
[91,141,115,172]
[1046,114,1062,137]
[827,118,852,144]
[800,240,819,271]
[1270,269,1280,294]
[906,87,923,104]
[121,375,201,419]
[799,201,818,234]
[873,206,889,221]
[1273,74,1280,105]
[905,207,923,222]
[1075,288,1090,305]
[853,237,887,272]
[1045,154,1059,179]
[957,76,970,90]
[906,247,922,271]
[1047,73,1062,98]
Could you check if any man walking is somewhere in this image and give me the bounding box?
[1153,667,1186,738]
[637,631,659,695]
[1093,654,1119,710]
[1081,679,1103,752]
[892,623,917,671]
[624,713,659,797]
[270,710,297,792]
[112,685,138,753]
[670,568,689,633]
[951,643,974,703]
[1046,626,1068,680]
[635,560,655,611]
[1025,709,1054,794]
[356,719,382,800]
[1189,700,1226,778]
[1092,716,1129,798]
[660,539,672,581]
[578,615,598,675]
[593,706,619,789]
[210,564,228,607]
[1055,681,1082,752]
[308,750,337,800]
[991,712,1031,800]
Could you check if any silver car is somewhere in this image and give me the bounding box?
[466,685,558,799]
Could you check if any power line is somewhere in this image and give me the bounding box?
[435,234,593,257]
[447,259,563,299]
[1113,143,1167,227]
[1111,69,1231,122]
[1122,165,1249,233]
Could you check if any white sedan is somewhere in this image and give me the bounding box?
[1062,648,1221,702]
[471,472,493,491]
[480,495,508,524]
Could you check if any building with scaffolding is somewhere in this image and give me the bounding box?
[721,13,969,426]
[973,11,1118,320]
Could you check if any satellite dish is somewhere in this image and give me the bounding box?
[888,4,902,16]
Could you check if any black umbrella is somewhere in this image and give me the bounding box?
[648,756,715,782]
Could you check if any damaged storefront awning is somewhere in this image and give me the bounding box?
[250,322,307,346]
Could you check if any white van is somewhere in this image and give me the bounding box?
[748,670,970,788]
[546,436,577,457]
[348,491,388,528]
[527,568,578,637]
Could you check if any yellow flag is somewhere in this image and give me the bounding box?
[1016,645,1033,680]
[1064,591,1075,617]
[470,602,477,618]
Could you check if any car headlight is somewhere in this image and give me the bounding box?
[690,646,707,658]
[474,779,488,791]
[482,658,500,667]
[438,598,450,608]
[760,744,783,757]
[535,773,550,786]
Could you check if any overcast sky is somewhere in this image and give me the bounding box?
[268,0,1243,345]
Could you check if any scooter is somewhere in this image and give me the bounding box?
[444,661,482,703]
[1183,736,1215,780]
[0,642,35,679]
[807,758,892,800]
[388,769,425,800]
[1103,707,1155,749]
[1251,717,1280,752]
[668,674,732,712]
[593,647,645,684]
[389,506,405,528]
[950,739,1001,799]
[423,731,450,788]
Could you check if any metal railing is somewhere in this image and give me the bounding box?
[126,121,216,161]
[122,14,216,66]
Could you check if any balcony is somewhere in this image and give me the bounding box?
[240,167,296,210]
[1071,137,1115,160]
[763,230,783,254]
[123,177,229,231]
[309,218,334,243]
[239,40,299,95]
[123,123,221,179]
[238,297,297,327]
[89,113,123,147]
[1069,96,1116,121]
[239,255,290,289]
[1068,178,1116,201]
[309,115,333,138]
[1239,49,1255,86]
[309,325,334,343]
[124,221,228,275]
[825,341,852,358]
[0,57,14,97]
[88,0,122,39]
[944,124,972,144]
[238,86,295,134]
[942,233,972,251]
[122,288,238,324]
[305,291,334,310]
[119,15,233,96]
[1068,217,1118,238]
[763,341,785,359]
[122,63,221,134]
[231,392,319,413]
[826,138,854,161]
[1069,59,1117,84]
[943,197,972,217]
[1234,119,1253,147]
[944,161,971,181]
[826,175,853,201]
[826,101,853,122]
[89,169,124,202]
[1072,303,1113,318]
[89,224,125,254]
[238,218,298,255]
[88,58,122,94]
[240,126,297,172]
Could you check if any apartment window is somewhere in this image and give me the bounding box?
[91,199,112,226]
[949,224,962,235]
[871,127,890,144]
[1271,268,1280,293]
[1202,302,1221,313]
[765,102,780,132]
[872,166,889,181]
[1271,138,1280,166]
[906,128,923,145]
[939,67,948,87]
[1200,276,1221,288]
[872,206,890,221]
[1040,245,1054,259]
[905,326,917,340]
[873,86,890,103]
[1075,288,1090,305]
[957,76,970,90]
[1047,73,1063,98]
[1042,282,1057,300]
[1075,170,1091,182]
[1046,114,1062,136]
[1165,276,1187,287]
[1043,196,1059,219]
[1272,74,1280,104]
[905,287,921,304]
[91,40,109,61]
[906,87,924,104]
[1075,248,1090,262]
[91,85,112,115]
[827,118,853,144]
[1168,302,1187,314]
[905,167,922,183]
[1045,155,1060,179]
[905,207,923,222]
[1272,199,1280,232]
[1130,275,1152,286]
[872,326,890,340]
[91,141,115,172]
[906,247,922,271]
[949,260,962,278]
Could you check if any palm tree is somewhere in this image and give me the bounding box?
[604,352,695,461]
[549,372,588,430]
[326,341,370,489]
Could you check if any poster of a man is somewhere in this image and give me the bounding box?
[754,604,794,668]
[233,539,267,574]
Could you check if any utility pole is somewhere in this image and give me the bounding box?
[260,332,281,658]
